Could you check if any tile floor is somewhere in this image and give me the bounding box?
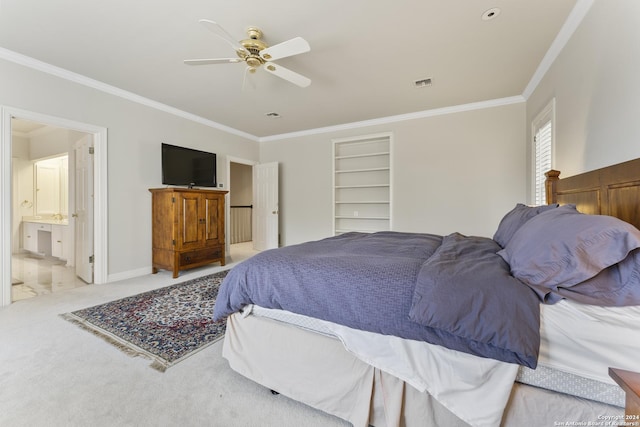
[11,253,86,302]
[10,241,257,303]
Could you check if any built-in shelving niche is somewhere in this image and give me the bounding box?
[333,133,392,235]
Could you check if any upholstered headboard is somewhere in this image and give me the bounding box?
[545,157,640,230]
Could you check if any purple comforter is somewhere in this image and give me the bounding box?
[213,231,541,367]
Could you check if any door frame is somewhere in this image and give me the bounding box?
[226,156,257,258]
[1,106,108,306]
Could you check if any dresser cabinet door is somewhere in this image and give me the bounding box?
[176,192,203,250]
[203,193,223,245]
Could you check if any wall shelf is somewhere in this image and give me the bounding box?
[335,167,390,174]
[335,151,390,160]
[335,216,390,220]
[334,184,390,189]
[335,201,389,204]
[333,134,392,235]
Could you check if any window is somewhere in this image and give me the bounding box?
[532,99,555,205]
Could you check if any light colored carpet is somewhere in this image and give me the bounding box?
[0,254,350,427]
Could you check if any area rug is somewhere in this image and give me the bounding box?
[61,270,229,372]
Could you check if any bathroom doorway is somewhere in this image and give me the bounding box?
[10,118,91,301]
[1,107,108,306]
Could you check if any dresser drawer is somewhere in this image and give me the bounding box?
[179,247,223,266]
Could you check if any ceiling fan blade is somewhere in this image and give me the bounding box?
[184,58,243,66]
[263,63,311,88]
[198,19,246,52]
[261,37,310,61]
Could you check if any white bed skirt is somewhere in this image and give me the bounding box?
[222,312,623,427]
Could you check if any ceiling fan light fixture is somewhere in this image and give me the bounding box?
[186,20,312,88]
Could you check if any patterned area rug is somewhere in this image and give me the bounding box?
[62,270,229,372]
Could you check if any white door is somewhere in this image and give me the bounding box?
[74,135,94,283]
[253,162,279,251]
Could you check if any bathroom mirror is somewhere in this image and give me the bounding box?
[34,155,68,217]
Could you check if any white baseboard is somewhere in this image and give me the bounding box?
[107,266,152,284]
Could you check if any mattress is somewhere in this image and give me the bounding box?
[537,299,640,383]
[527,299,640,406]
[247,299,640,409]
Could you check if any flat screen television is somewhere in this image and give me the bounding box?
[161,143,217,188]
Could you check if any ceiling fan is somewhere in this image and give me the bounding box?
[185,20,311,88]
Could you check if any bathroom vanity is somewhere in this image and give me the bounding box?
[22,217,70,261]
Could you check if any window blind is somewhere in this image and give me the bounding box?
[534,120,552,205]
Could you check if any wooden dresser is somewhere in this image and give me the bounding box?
[149,188,228,278]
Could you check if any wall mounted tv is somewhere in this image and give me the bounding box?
[161,143,217,188]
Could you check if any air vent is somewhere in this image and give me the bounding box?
[413,78,432,88]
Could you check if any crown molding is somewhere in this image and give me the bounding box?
[522,0,594,100]
[259,96,526,143]
[0,47,259,142]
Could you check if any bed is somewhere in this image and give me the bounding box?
[213,158,640,427]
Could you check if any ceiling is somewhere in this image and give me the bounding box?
[0,0,578,139]
[11,118,47,134]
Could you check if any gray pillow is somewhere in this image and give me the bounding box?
[553,249,640,306]
[493,203,558,248]
[498,204,640,304]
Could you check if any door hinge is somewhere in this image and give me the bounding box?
[89,146,95,155]
[89,255,94,263]
[172,197,175,203]
[172,239,176,246]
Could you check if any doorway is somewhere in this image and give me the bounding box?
[1,107,108,306]
[229,161,254,243]
[228,159,255,261]
[10,119,90,301]
[226,157,279,258]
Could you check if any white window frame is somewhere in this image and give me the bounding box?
[531,98,555,205]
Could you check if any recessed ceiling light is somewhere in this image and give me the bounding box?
[482,7,501,21]
[265,112,281,118]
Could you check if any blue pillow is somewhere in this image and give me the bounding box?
[498,205,640,305]
[493,203,558,248]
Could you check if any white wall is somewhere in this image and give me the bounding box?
[0,58,259,279]
[230,163,252,206]
[527,0,640,187]
[260,102,527,246]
